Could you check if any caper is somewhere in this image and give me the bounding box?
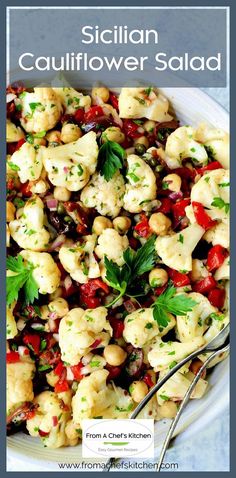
[57,203,66,215]
[135,143,147,155]
[64,215,72,223]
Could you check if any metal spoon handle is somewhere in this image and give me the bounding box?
[156,344,230,472]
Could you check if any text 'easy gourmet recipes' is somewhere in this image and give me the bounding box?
[6,83,229,448]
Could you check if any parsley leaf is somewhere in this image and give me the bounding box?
[104,235,156,306]
[98,140,125,181]
[152,285,197,328]
[6,255,39,306]
[211,197,230,214]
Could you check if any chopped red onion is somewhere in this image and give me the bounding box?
[66,367,74,381]
[48,234,66,251]
[168,191,183,201]
[64,275,72,292]
[46,198,58,211]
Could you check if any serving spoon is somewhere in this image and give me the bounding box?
[105,323,229,471]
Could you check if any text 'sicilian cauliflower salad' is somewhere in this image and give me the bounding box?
[6,82,229,449]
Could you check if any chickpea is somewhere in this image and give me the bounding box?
[143,120,156,133]
[61,123,82,143]
[162,173,181,193]
[92,86,110,103]
[129,381,148,403]
[40,305,50,320]
[113,216,131,234]
[102,127,125,144]
[54,186,71,202]
[46,130,61,144]
[93,216,112,235]
[49,286,63,301]
[159,400,178,419]
[48,298,69,318]
[103,344,127,366]
[46,371,59,387]
[134,136,149,149]
[149,268,168,287]
[149,212,172,236]
[6,201,16,222]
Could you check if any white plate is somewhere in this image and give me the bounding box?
[7,87,229,470]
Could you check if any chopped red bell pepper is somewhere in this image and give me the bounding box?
[55,378,69,393]
[74,108,85,123]
[39,429,50,437]
[80,294,101,308]
[192,202,218,231]
[109,317,124,339]
[168,268,190,287]
[208,288,225,309]
[6,351,20,363]
[80,278,110,296]
[192,275,217,294]
[171,198,190,221]
[54,361,65,376]
[157,197,173,214]
[84,106,104,123]
[154,284,168,296]
[23,334,41,355]
[16,138,26,150]
[70,362,84,381]
[143,372,154,388]
[109,92,119,111]
[207,245,228,272]
[134,213,151,238]
[123,119,143,139]
[20,181,32,197]
[196,161,223,175]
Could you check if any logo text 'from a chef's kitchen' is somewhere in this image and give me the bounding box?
[82,419,154,458]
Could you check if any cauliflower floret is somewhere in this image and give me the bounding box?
[203,222,229,249]
[118,87,172,122]
[43,131,98,191]
[72,370,133,423]
[190,169,229,223]
[176,293,217,342]
[7,357,35,415]
[95,228,129,266]
[165,126,208,169]
[203,313,229,344]
[18,87,62,133]
[81,171,125,217]
[157,370,208,404]
[9,196,50,251]
[26,391,72,448]
[59,234,100,284]
[9,142,44,183]
[123,308,176,348]
[155,223,204,272]
[195,123,229,169]
[65,419,82,446]
[214,256,230,281]
[20,250,61,294]
[6,119,24,142]
[7,302,18,339]
[53,86,91,114]
[59,307,112,365]
[123,155,157,213]
[148,336,205,372]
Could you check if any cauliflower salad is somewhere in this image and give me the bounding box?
[6,83,229,448]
